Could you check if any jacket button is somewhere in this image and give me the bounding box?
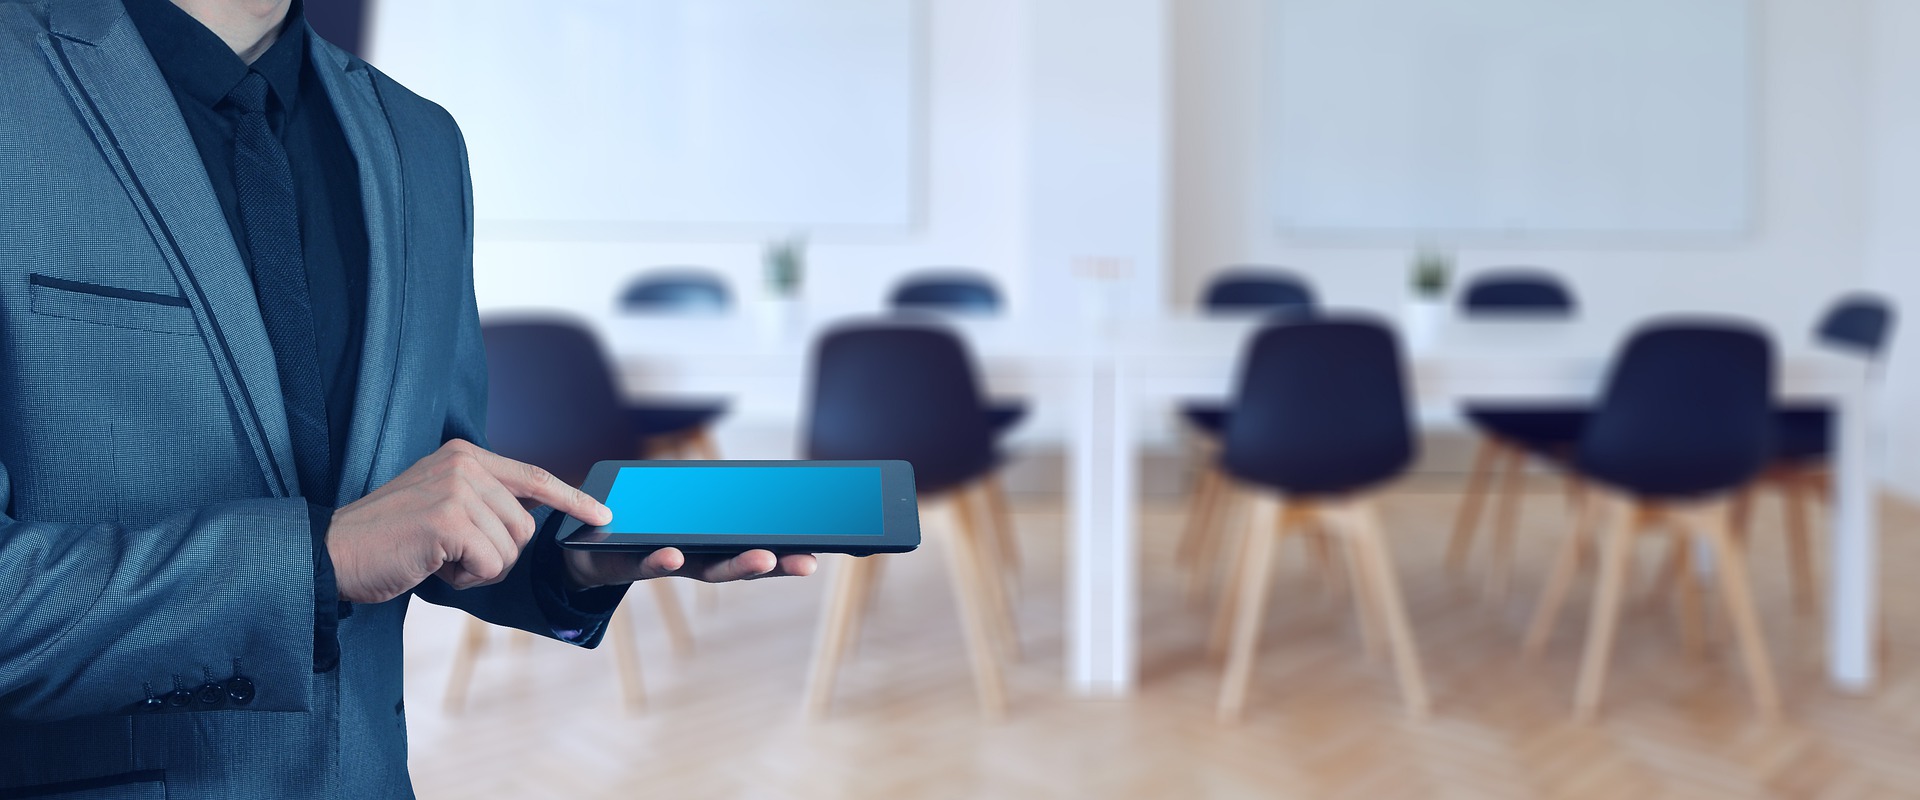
[167,689,193,708]
[142,696,166,712]
[226,677,256,705]
[198,682,226,706]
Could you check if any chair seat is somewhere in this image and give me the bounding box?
[1178,401,1231,438]
[628,401,728,440]
[1775,406,1832,463]
[1462,405,1590,453]
[986,400,1028,438]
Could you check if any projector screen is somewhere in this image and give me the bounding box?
[1266,0,1753,238]
[367,0,921,231]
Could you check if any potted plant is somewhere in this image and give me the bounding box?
[1405,248,1452,349]
[759,234,806,340]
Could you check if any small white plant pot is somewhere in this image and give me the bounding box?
[1403,298,1446,352]
[757,296,804,343]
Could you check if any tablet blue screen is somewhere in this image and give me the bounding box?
[602,467,885,536]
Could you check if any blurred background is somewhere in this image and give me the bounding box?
[315,1,1920,797]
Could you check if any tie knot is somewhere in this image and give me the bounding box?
[226,71,271,115]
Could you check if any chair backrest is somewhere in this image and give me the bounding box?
[481,319,632,485]
[620,269,731,315]
[1815,293,1896,358]
[890,271,1003,316]
[1201,267,1317,316]
[1459,269,1576,316]
[1220,317,1414,495]
[805,321,996,495]
[1576,321,1774,499]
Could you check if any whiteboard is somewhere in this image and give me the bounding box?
[367,0,921,230]
[1266,0,1753,237]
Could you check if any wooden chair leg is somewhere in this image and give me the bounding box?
[1447,439,1500,572]
[689,428,722,461]
[1672,542,1708,661]
[1573,502,1639,721]
[1181,465,1227,605]
[1208,490,1254,659]
[650,580,696,658]
[956,483,1021,663]
[1781,482,1818,616]
[940,499,1009,719]
[805,555,867,719]
[1338,521,1386,662]
[608,606,647,714]
[842,554,882,660]
[1217,495,1284,723]
[1700,511,1782,720]
[985,475,1022,583]
[443,617,489,714]
[1524,498,1604,660]
[1305,527,1342,602]
[1343,502,1430,719]
[1487,446,1527,604]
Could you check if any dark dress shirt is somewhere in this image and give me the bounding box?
[122,0,620,669]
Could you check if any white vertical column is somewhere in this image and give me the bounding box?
[1828,381,1879,690]
[1028,0,1169,697]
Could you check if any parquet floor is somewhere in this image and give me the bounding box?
[402,477,1920,799]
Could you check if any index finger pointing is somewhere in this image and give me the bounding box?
[475,450,612,525]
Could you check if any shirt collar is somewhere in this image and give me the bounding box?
[122,0,309,112]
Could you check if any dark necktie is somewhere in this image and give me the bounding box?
[227,71,333,505]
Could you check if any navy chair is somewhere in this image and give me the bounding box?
[620,268,731,314]
[1179,267,1318,437]
[446,319,696,714]
[1175,270,1321,594]
[1209,317,1430,722]
[1754,294,1896,614]
[1446,270,1586,598]
[802,321,1020,719]
[890,270,1004,316]
[617,270,732,461]
[1201,266,1318,315]
[1522,321,1780,721]
[888,270,1029,440]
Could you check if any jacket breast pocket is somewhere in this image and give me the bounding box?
[28,274,199,337]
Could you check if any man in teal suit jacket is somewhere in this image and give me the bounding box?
[0,1,815,796]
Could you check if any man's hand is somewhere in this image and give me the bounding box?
[564,548,817,591]
[327,440,613,604]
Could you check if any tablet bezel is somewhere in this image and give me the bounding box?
[554,460,920,555]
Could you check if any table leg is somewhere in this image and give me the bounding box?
[1828,384,1878,691]
[1070,360,1137,695]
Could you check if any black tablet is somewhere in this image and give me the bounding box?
[555,460,919,556]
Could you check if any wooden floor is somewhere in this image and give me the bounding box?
[402,479,1920,799]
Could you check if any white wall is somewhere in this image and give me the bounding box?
[1863,0,1920,500]
[1171,0,1874,334]
[466,0,1031,325]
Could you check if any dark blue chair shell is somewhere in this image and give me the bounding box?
[481,319,635,485]
[1218,317,1415,496]
[1459,270,1587,452]
[1574,322,1775,499]
[805,322,999,496]
[1459,270,1577,316]
[620,269,731,315]
[1181,268,1320,438]
[1773,294,1896,463]
[890,271,1004,317]
[1201,267,1317,316]
[890,271,1027,437]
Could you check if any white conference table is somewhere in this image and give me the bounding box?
[594,311,1880,697]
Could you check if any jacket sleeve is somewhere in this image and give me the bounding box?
[0,471,316,723]
[407,124,628,646]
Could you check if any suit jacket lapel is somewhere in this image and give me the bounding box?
[307,33,408,501]
[41,0,298,497]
